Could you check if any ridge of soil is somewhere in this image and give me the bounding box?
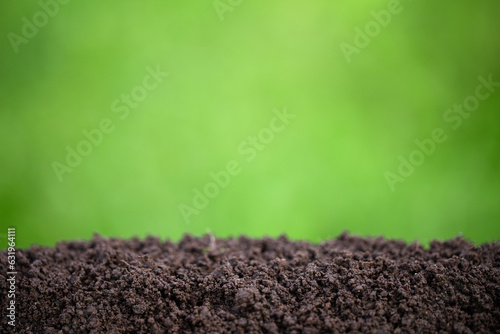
[1,233,499,333]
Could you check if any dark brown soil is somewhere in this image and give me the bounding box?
[1,233,499,333]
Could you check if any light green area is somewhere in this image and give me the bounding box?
[1,0,499,248]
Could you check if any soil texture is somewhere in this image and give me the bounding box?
[1,233,499,333]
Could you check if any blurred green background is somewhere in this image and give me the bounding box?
[1,0,499,249]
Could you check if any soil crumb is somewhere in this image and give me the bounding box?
[1,233,499,333]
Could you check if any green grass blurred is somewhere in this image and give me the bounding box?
[1,0,499,248]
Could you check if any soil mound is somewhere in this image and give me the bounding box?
[1,233,499,333]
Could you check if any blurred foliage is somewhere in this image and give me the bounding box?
[1,0,499,248]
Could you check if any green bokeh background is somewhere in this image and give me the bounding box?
[1,1,499,248]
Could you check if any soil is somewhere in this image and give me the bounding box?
[1,233,499,333]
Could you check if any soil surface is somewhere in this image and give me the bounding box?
[1,233,499,333]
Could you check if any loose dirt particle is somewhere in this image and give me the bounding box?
[1,233,499,333]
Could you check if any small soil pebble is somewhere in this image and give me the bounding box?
[1,233,499,333]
